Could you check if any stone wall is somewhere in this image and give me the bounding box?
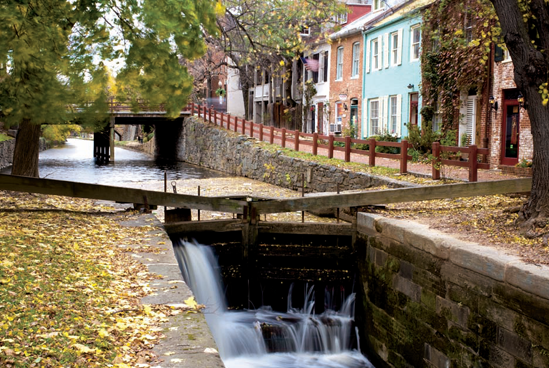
[0,138,50,170]
[356,213,549,368]
[178,117,414,192]
[0,139,16,170]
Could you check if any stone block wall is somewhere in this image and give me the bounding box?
[356,213,549,368]
[0,139,16,170]
[178,117,414,192]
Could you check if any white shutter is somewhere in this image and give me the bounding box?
[365,39,370,73]
[397,28,403,65]
[383,33,389,69]
[466,96,476,145]
[396,94,402,136]
[381,96,389,133]
[363,99,368,138]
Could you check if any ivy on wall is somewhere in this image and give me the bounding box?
[420,0,501,132]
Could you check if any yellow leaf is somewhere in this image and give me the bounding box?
[184,296,198,309]
[72,343,96,354]
[98,329,109,338]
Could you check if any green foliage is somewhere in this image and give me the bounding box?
[0,133,13,142]
[374,132,400,154]
[215,88,226,97]
[0,0,219,130]
[42,125,81,145]
[515,159,532,168]
[405,121,441,154]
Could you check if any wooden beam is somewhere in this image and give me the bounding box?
[164,219,242,234]
[253,178,532,214]
[257,222,353,236]
[0,175,246,214]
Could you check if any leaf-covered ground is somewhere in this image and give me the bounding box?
[0,191,197,368]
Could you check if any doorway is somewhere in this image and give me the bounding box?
[501,92,520,166]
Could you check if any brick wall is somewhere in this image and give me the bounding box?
[490,61,533,168]
[357,213,549,368]
[330,32,363,135]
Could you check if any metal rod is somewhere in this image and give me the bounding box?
[337,183,340,223]
[302,173,305,223]
[198,186,201,221]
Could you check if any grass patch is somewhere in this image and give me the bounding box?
[0,133,13,142]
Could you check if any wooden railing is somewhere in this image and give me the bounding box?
[189,102,490,182]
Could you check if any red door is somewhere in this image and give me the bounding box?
[501,99,520,166]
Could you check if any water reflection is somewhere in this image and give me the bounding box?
[1,138,225,186]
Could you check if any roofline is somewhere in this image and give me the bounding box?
[361,0,430,35]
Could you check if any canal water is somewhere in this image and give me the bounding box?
[0,138,225,185]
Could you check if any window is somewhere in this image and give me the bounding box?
[433,100,442,133]
[373,0,382,11]
[372,38,379,70]
[352,42,360,77]
[340,13,348,24]
[390,96,398,134]
[410,25,421,61]
[391,32,400,66]
[465,14,474,44]
[370,99,380,135]
[336,47,343,80]
[331,102,343,133]
[319,53,325,83]
[312,53,319,83]
[300,26,310,36]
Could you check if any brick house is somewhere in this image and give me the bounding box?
[487,48,533,171]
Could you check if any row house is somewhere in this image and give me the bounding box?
[362,0,428,139]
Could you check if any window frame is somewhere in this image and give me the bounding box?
[373,0,382,11]
[410,25,421,62]
[389,95,398,134]
[390,32,399,66]
[336,47,344,80]
[352,42,360,78]
[372,38,380,71]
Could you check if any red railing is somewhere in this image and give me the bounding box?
[189,102,489,182]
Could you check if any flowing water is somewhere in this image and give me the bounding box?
[173,240,375,368]
[0,138,225,185]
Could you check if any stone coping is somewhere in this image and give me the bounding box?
[357,212,549,301]
[117,213,225,368]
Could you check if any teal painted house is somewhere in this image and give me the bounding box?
[361,0,431,139]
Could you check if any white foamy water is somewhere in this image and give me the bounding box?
[173,240,375,368]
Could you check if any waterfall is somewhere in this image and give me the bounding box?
[173,240,375,368]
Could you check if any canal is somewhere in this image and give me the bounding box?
[2,138,374,368]
[0,138,225,186]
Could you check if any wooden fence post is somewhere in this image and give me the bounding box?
[328,135,334,159]
[294,130,300,152]
[208,107,212,123]
[249,121,254,137]
[281,128,287,148]
[213,109,217,125]
[369,138,376,167]
[432,142,441,180]
[241,119,246,135]
[313,133,318,155]
[259,124,264,141]
[226,113,230,129]
[234,117,239,132]
[270,126,274,144]
[400,140,408,174]
[469,145,478,182]
[345,136,351,162]
[191,103,195,115]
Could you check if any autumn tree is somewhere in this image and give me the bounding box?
[208,0,346,118]
[488,0,549,235]
[0,0,218,177]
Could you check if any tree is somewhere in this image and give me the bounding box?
[0,0,218,177]
[489,0,549,235]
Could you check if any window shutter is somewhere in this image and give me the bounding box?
[383,33,389,69]
[363,99,368,138]
[366,39,370,73]
[381,96,389,133]
[324,52,329,82]
[466,96,476,145]
[397,28,403,65]
[396,94,402,136]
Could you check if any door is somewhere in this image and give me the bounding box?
[501,101,520,165]
[350,98,359,137]
[318,102,324,134]
[409,93,419,126]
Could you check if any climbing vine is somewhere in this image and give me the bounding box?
[420,0,502,131]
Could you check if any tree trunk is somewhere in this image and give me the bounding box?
[490,0,549,229]
[11,119,41,178]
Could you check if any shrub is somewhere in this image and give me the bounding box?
[374,132,400,154]
[516,159,532,168]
